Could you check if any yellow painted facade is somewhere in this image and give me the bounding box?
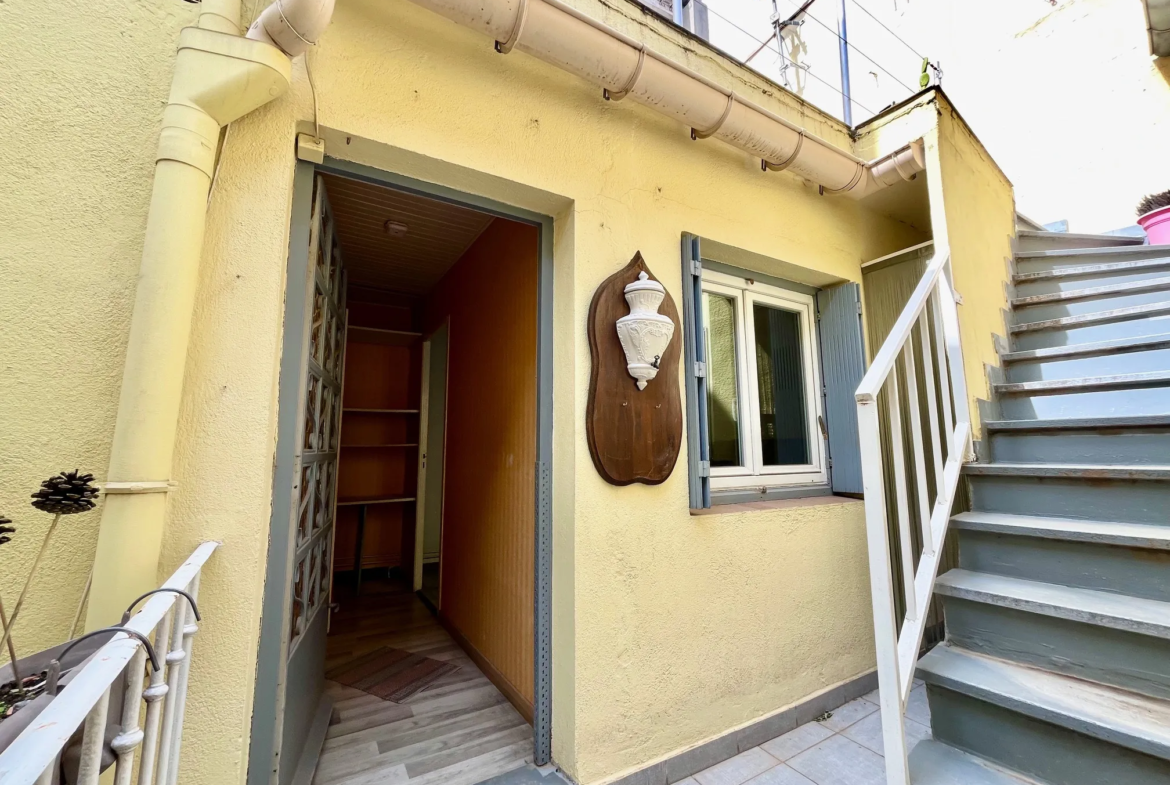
[2,2,1017,785]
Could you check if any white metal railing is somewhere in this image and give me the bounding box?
[854,248,971,784]
[0,542,219,785]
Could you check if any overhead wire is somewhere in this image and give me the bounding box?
[844,0,925,60]
[703,3,877,116]
[778,0,919,95]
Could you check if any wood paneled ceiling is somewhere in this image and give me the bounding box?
[321,172,496,296]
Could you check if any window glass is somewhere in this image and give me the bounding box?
[702,292,742,467]
[753,303,809,466]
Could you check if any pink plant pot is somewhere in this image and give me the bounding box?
[1138,205,1170,246]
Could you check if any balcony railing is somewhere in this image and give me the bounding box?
[854,248,971,784]
[0,541,218,785]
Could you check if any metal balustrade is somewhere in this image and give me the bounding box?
[0,542,218,785]
[854,249,971,784]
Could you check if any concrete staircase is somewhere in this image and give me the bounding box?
[910,231,1170,784]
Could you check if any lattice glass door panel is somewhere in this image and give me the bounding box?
[288,175,347,656]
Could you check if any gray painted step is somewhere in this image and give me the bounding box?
[938,570,1170,699]
[988,425,1170,465]
[964,462,1170,480]
[1013,245,1170,276]
[917,644,1170,760]
[1011,275,1170,308]
[1010,301,1170,334]
[951,511,1170,549]
[1010,286,1170,323]
[995,370,1170,396]
[1003,341,1170,384]
[965,470,1170,524]
[1016,230,1145,253]
[1009,310,1170,352]
[926,675,1170,785]
[909,740,1036,785]
[997,385,1170,419]
[1014,265,1170,299]
[1001,333,1170,364]
[937,569,1170,640]
[955,517,1170,603]
[984,414,1170,432]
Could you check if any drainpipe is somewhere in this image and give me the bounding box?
[85,0,331,628]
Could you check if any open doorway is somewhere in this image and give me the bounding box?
[252,162,553,785]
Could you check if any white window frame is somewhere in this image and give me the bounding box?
[702,269,827,490]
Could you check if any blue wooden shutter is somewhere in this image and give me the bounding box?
[680,234,710,508]
[817,282,866,495]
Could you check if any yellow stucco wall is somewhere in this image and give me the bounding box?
[931,99,1016,438]
[4,1,966,784]
[0,0,199,657]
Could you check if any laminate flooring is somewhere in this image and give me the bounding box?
[312,577,533,785]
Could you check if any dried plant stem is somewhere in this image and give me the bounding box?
[0,594,19,683]
[0,513,62,662]
[70,568,94,640]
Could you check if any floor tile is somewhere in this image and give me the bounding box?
[816,698,879,732]
[861,688,880,705]
[742,764,816,785]
[841,711,932,758]
[760,723,834,762]
[674,779,699,785]
[786,735,886,785]
[694,748,780,785]
[905,685,931,727]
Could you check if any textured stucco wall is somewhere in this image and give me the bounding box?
[932,99,1016,437]
[0,0,197,656]
[4,0,942,783]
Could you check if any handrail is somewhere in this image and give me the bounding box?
[855,249,971,785]
[0,541,219,785]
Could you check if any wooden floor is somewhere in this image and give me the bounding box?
[313,577,534,785]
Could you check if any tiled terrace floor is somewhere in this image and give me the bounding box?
[682,683,932,785]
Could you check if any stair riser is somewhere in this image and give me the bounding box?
[1011,317,1170,351]
[1011,289,1170,324]
[1014,267,1170,298]
[1014,250,1170,276]
[957,529,1170,602]
[926,686,1170,785]
[988,429,1170,465]
[1004,348,1170,382]
[1017,234,1144,253]
[968,474,1170,525]
[942,597,1170,700]
[998,387,1170,419]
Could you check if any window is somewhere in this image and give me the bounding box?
[700,270,827,491]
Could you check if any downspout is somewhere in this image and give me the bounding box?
[85,0,333,628]
[406,0,922,196]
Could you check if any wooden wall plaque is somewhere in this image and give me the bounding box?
[587,253,683,485]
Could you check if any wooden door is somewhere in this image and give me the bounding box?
[272,174,348,785]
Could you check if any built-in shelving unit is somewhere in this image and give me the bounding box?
[333,295,424,591]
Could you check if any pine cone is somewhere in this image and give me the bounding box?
[30,470,99,515]
[0,516,12,546]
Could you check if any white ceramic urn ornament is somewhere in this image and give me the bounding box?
[615,271,676,390]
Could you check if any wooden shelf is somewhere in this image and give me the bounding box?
[342,408,420,414]
[347,325,421,347]
[336,495,417,507]
[341,443,419,449]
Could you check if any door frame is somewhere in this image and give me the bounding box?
[414,320,450,594]
[248,157,556,782]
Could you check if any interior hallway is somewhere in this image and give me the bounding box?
[312,577,534,785]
